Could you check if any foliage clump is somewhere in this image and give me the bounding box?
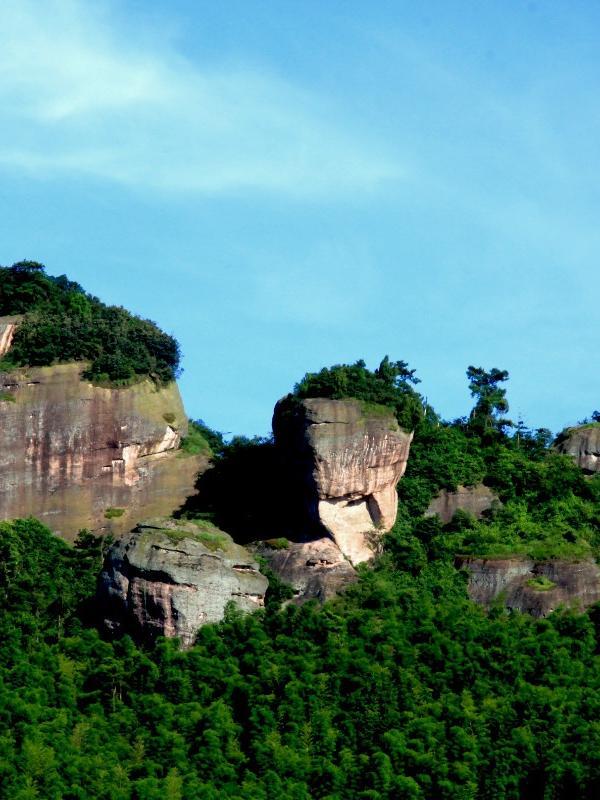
[397,365,600,562]
[0,261,180,384]
[292,355,424,431]
[179,419,224,457]
[104,507,125,520]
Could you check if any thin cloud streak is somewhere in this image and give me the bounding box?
[0,1,402,196]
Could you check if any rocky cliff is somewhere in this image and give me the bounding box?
[99,518,267,646]
[555,424,600,473]
[273,397,413,564]
[458,556,600,616]
[0,316,20,358]
[256,537,358,603]
[0,362,204,540]
[425,483,499,524]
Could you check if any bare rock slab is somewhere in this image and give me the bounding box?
[555,424,600,473]
[0,316,20,357]
[257,537,358,603]
[273,397,413,564]
[99,518,268,647]
[0,363,205,540]
[457,556,600,616]
[425,483,499,524]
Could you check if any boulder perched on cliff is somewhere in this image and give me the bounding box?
[555,424,600,473]
[256,537,358,603]
[99,518,268,646]
[425,483,499,524]
[0,363,204,540]
[273,397,413,564]
[457,556,600,616]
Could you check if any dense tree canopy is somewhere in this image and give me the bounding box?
[292,357,424,431]
[1,514,600,799]
[0,262,180,384]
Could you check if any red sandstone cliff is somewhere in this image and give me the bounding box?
[273,397,413,564]
[0,362,205,540]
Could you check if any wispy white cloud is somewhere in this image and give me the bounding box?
[0,0,401,196]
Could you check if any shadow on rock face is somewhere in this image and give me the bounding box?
[175,436,359,603]
[176,437,316,545]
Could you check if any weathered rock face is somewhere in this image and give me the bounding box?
[0,363,204,540]
[0,316,20,358]
[99,518,267,647]
[555,425,600,473]
[458,556,600,616]
[256,537,358,603]
[425,483,499,524]
[273,397,413,564]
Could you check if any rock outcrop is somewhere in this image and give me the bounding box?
[0,316,20,358]
[256,537,358,603]
[425,483,499,524]
[99,518,268,646]
[0,363,205,540]
[555,425,600,473]
[273,397,413,564]
[457,556,600,616]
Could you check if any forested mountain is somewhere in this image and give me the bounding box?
[2,347,600,798]
[1,267,600,798]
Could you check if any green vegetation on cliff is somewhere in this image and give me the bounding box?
[2,362,600,798]
[0,261,180,383]
[292,356,424,431]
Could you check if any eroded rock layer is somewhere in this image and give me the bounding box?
[458,556,600,616]
[99,518,268,646]
[0,316,20,358]
[273,397,413,564]
[555,425,600,473]
[425,483,499,524]
[256,537,358,603]
[0,363,204,540]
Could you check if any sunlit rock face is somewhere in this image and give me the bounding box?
[425,483,499,524]
[0,363,204,540]
[273,397,413,564]
[555,425,600,473]
[99,518,268,647]
[0,316,20,357]
[457,556,600,616]
[256,536,358,603]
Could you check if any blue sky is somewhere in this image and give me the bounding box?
[1,0,598,436]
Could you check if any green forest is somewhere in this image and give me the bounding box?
[0,262,180,384]
[1,358,600,799]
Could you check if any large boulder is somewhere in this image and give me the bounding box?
[99,518,268,647]
[457,556,600,616]
[273,397,413,564]
[256,537,358,603]
[0,362,204,540]
[555,424,600,473]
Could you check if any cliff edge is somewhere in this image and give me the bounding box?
[555,424,600,473]
[0,362,204,540]
[99,518,267,646]
[273,397,413,564]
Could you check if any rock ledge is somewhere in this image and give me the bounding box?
[99,518,268,646]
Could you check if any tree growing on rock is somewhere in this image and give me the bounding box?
[466,365,513,437]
